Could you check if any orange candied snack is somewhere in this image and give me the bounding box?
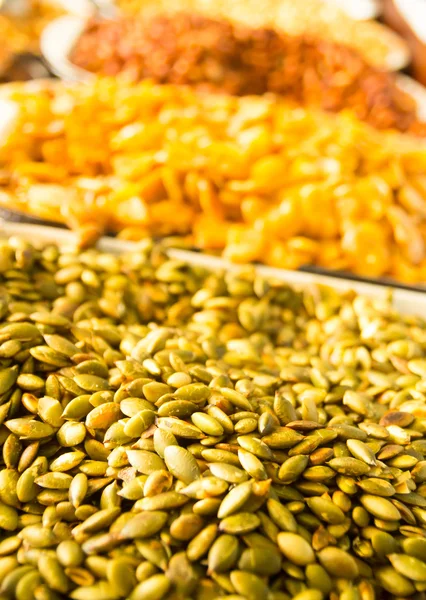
[1,79,426,284]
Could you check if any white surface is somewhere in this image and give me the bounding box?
[332,0,379,21]
[394,0,426,43]
[47,0,97,17]
[1,220,425,317]
[38,0,380,21]
[0,0,95,17]
[0,99,18,140]
[396,73,426,122]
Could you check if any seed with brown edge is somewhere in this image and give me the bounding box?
[328,457,370,476]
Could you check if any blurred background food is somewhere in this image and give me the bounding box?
[0,0,64,54]
[69,12,424,136]
[113,0,410,71]
[0,0,426,287]
[1,79,426,283]
[382,0,426,86]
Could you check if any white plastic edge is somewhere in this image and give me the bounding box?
[396,73,426,122]
[0,220,425,317]
[0,99,19,141]
[394,0,426,44]
[40,15,94,82]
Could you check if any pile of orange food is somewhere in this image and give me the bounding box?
[70,12,425,136]
[1,79,426,284]
[115,0,409,71]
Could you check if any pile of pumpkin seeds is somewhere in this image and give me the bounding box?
[1,237,426,599]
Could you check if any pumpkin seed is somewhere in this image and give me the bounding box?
[0,238,425,599]
[277,533,315,566]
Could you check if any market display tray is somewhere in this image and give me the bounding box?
[0,203,425,296]
[1,220,425,317]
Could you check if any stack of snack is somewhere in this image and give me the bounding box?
[1,79,426,283]
[70,12,424,136]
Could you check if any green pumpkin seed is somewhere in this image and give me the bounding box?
[402,537,426,561]
[277,533,315,566]
[0,502,18,531]
[106,556,137,597]
[267,498,297,532]
[5,418,55,440]
[136,491,189,511]
[0,239,425,600]
[119,511,168,540]
[208,462,248,484]
[187,523,218,562]
[208,534,239,573]
[262,429,303,449]
[127,450,165,475]
[157,417,204,439]
[128,573,170,600]
[218,481,252,519]
[238,546,281,576]
[230,570,268,600]
[305,564,333,595]
[56,540,84,567]
[360,494,401,521]
[191,412,224,436]
[0,367,18,395]
[38,554,70,594]
[317,547,359,580]
[375,566,415,596]
[278,455,309,483]
[306,496,346,524]
[237,449,267,480]
[356,478,395,497]
[163,446,200,484]
[388,553,426,582]
[170,513,204,540]
[220,513,260,535]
